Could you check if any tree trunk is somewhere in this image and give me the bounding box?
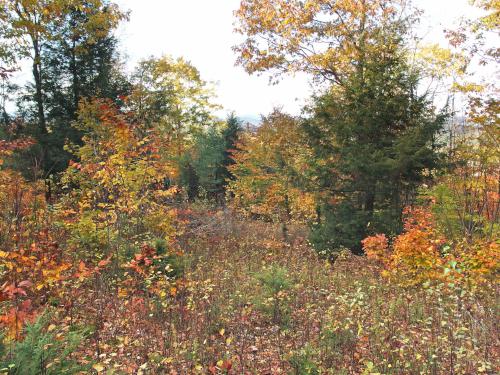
[32,38,47,135]
[71,39,80,117]
[282,192,291,243]
[364,189,375,215]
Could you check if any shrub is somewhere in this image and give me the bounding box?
[361,233,389,263]
[288,344,319,375]
[0,313,88,375]
[362,206,499,287]
[254,265,293,325]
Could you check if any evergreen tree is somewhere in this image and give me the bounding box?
[0,313,87,374]
[179,154,199,203]
[192,127,226,201]
[180,113,242,203]
[40,7,130,176]
[305,28,446,254]
[221,112,242,183]
[0,0,127,179]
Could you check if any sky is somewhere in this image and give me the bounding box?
[108,1,481,120]
[113,0,480,121]
[6,0,481,121]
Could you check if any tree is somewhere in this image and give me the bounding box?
[235,0,445,254]
[191,127,226,201]
[0,0,62,136]
[190,113,242,202]
[234,0,411,84]
[430,0,499,244]
[58,99,177,263]
[0,0,127,177]
[40,2,130,176]
[0,314,87,374]
[177,113,242,203]
[229,110,315,240]
[221,112,242,184]
[0,39,16,128]
[130,55,219,159]
[305,34,445,253]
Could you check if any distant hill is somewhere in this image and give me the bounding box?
[240,115,260,125]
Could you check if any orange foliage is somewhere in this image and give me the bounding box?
[0,140,72,341]
[363,205,498,287]
[361,233,388,263]
[390,207,446,285]
[229,110,316,224]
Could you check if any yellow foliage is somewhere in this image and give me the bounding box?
[229,110,316,224]
[364,206,499,288]
[58,99,179,262]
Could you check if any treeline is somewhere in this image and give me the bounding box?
[0,0,498,255]
[229,0,498,255]
[0,0,241,203]
[0,0,497,264]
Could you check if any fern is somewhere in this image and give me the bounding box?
[0,313,89,375]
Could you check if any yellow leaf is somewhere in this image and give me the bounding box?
[92,363,105,372]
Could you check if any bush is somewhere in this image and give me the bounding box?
[288,344,319,375]
[0,313,88,375]
[254,265,293,325]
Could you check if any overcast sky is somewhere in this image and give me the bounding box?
[113,1,477,120]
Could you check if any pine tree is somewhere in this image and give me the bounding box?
[192,127,226,201]
[305,28,446,254]
[41,8,130,176]
[180,113,242,203]
[0,0,127,179]
[0,313,87,375]
[221,112,242,183]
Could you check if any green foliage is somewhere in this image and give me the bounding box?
[288,344,319,375]
[220,112,242,183]
[320,327,357,364]
[154,238,169,255]
[40,21,130,175]
[305,30,446,253]
[179,113,242,202]
[192,128,226,200]
[310,202,370,256]
[1,0,128,178]
[152,238,186,279]
[0,314,88,375]
[178,155,200,202]
[254,265,293,325]
[255,265,292,295]
[158,255,186,280]
[0,2,496,374]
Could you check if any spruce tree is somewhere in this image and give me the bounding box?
[305,27,446,254]
[221,112,242,183]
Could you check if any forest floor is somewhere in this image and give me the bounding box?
[72,207,498,374]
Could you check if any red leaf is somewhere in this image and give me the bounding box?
[18,280,33,289]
